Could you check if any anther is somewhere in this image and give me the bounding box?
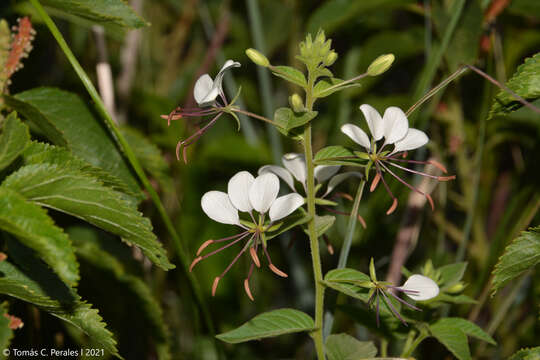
[370,172,381,192]
[189,256,202,272]
[249,247,261,268]
[357,215,367,229]
[197,240,214,256]
[437,175,456,181]
[386,198,398,215]
[244,279,254,301]
[212,277,221,296]
[269,264,288,278]
[428,160,448,173]
[426,194,435,211]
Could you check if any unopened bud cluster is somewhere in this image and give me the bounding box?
[298,29,337,67]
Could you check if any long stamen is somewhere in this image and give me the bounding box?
[379,161,435,211]
[370,172,381,192]
[385,161,455,181]
[322,234,334,255]
[190,232,250,271]
[387,291,421,311]
[379,288,407,326]
[262,245,288,278]
[250,246,261,267]
[384,157,448,173]
[375,162,398,215]
[331,192,354,201]
[244,241,259,301]
[212,235,256,296]
[376,291,380,328]
[176,112,224,162]
[196,231,249,256]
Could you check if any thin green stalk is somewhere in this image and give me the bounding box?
[401,331,428,358]
[304,73,325,360]
[29,0,215,334]
[323,180,366,337]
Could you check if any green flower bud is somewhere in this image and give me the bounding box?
[245,48,270,67]
[369,258,377,282]
[289,93,304,112]
[324,51,338,66]
[315,30,326,44]
[446,282,465,294]
[367,54,395,76]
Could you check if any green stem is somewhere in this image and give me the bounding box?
[304,73,325,360]
[29,0,215,334]
[401,331,428,358]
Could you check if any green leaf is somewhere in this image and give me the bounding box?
[271,65,307,87]
[216,308,314,344]
[438,262,467,289]
[508,347,540,360]
[274,107,318,135]
[313,78,360,98]
[490,53,540,117]
[431,318,495,345]
[491,227,540,295]
[70,227,170,359]
[40,0,148,28]
[325,333,377,360]
[266,213,311,240]
[429,321,471,360]
[0,187,79,286]
[314,146,360,166]
[323,268,371,301]
[21,141,135,200]
[0,247,121,358]
[2,163,174,270]
[436,293,477,305]
[6,87,143,201]
[0,303,14,360]
[0,112,30,172]
[311,215,336,237]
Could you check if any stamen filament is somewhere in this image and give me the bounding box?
[379,162,434,210]
[386,161,454,181]
[379,288,407,326]
[387,291,421,311]
[384,157,448,174]
[374,163,398,215]
[262,245,288,277]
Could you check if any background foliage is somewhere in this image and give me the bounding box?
[0,0,539,359]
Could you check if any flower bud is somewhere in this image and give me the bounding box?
[289,93,304,112]
[324,51,338,66]
[446,282,465,294]
[245,48,270,67]
[367,54,395,76]
[315,29,326,44]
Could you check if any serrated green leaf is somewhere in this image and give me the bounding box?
[274,107,318,135]
[0,303,14,360]
[323,268,371,301]
[429,321,471,360]
[271,65,307,87]
[325,333,377,360]
[491,227,540,295]
[22,141,135,200]
[0,246,121,358]
[313,78,360,98]
[216,308,314,344]
[2,163,174,270]
[70,227,170,360]
[509,347,540,360]
[41,0,148,28]
[0,112,29,171]
[438,262,467,289]
[432,318,495,345]
[266,213,311,240]
[0,187,79,286]
[6,87,143,201]
[490,52,540,117]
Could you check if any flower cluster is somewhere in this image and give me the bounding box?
[191,171,304,300]
[341,104,455,214]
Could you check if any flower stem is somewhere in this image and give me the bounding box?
[303,72,325,360]
[230,107,283,128]
[29,0,215,335]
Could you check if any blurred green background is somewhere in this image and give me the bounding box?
[1,0,539,358]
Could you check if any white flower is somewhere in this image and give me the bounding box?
[194,59,241,107]
[397,274,439,301]
[259,153,362,197]
[193,171,304,300]
[341,104,428,155]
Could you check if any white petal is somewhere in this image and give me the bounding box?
[391,128,429,154]
[360,104,383,140]
[201,191,239,225]
[382,106,409,144]
[399,274,439,301]
[193,74,214,105]
[323,172,363,197]
[269,193,304,222]
[228,171,255,212]
[213,59,241,94]
[341,124,371,150]
[282,153,307,186]
[249,173,280,214]
[259,165,295,191]
[314,165,341,184]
